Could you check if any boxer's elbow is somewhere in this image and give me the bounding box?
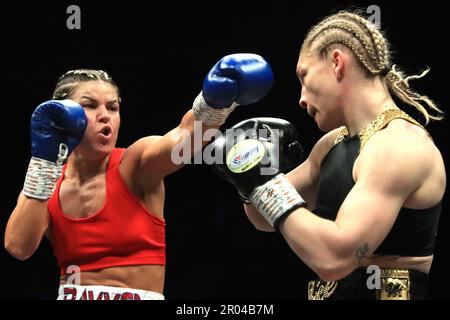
[4,237,34,261]
[314,259,355,282]
[314,245,359,282]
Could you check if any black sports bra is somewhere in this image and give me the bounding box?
[313,109,441,256]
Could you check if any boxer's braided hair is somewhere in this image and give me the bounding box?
[302,11,443,125]
[53,69,121,103]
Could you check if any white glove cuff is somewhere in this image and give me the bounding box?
[23,144,68,200]
[192,92,237,126]
[250,174,306,229]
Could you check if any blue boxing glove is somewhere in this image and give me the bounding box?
[192,53,273,125]
[24,100,87,200]
[30,100,87,162]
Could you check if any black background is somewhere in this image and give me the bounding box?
[1,0,449,300]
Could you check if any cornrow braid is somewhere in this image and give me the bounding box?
[386,66,443,123]
[338,12,389,71]
[52,69,121,103]
[302,10,443,124]
[316,23,381,74]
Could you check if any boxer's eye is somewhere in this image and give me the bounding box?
[107,104,120,112]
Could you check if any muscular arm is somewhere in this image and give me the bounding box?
[278,131,430,281]
[4,100,86,260]
[122,53,273,193]
[4,192,50,260]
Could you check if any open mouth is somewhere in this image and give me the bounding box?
[100,126,112,137]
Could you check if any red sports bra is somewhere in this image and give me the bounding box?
[48,148,166,275]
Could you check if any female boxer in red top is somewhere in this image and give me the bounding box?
[5,54,273,299]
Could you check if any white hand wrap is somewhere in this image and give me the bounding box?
[23,143,68,200]
[250,174,306,229]
[192,92,237,126]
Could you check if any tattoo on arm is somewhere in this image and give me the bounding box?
[356,243,369,266]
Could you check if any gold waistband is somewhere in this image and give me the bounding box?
[308,268,411,300]
[378,268,410,300]
[308,279,338,300]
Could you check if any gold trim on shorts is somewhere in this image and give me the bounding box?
[307,268,411,300]
[307,280,338,300]
[377,269,410,300]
